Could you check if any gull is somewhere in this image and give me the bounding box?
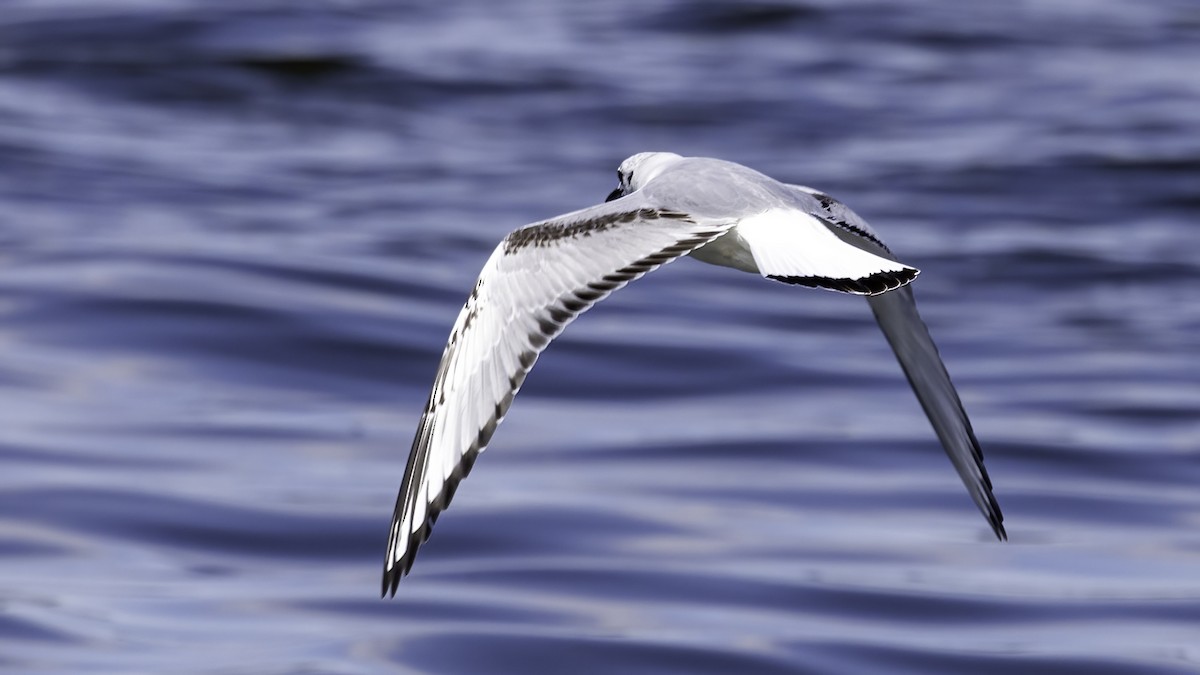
[382,152,1005,596]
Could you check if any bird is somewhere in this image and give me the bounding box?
[382,152,1005,597]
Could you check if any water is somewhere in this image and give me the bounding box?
[1,1,1198,672]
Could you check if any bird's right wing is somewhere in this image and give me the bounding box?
[789,184,1007,540]
[865,285,1006,539]
[383,195,736,595]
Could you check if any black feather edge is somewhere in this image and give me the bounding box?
[768,267,918,296]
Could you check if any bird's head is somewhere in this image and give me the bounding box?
[606,152,684,202]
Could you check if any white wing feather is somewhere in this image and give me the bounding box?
[737,208,918,295]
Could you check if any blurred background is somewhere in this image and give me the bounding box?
[1,1,1198,673]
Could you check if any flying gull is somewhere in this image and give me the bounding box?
[382,152,1005,596]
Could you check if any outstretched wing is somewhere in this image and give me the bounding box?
[790,184,1007,540]
[384,195,735,595]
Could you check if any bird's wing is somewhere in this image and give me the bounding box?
[736,208,919,295]
[865,284,1006,539]
[384,195,736,595]
[788,184,1007,540]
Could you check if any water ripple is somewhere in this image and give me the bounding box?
[1,0,1198,673]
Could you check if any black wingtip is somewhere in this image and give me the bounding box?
[382,566,399,598]
[381,442,487,599]
[382,545,413,597]
[984,487,1007,542]
[967,427,1007,543]
[988,509,1007,541]
[973,449,1007,542]
[985,486,1007,542]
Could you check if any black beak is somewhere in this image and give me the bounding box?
[605,186,623,203]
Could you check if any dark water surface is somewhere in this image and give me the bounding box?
[2,1,1199,672]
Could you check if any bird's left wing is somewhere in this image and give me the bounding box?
[383,195,735,595]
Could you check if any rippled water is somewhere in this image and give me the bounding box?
[2,1,1199,672]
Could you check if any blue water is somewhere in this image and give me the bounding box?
[1,1,1198,672]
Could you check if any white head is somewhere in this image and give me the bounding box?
[605,152,684,202]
